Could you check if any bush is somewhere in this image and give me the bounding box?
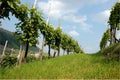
[110,44,120,61]
[0,55,17,68]
[42,56,48,60]
[27,55,37,63]
[100,43,120,61]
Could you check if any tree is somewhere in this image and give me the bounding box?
[61,32,84,55]
[61,33,69,55]
[108,2,120,44]
[15,8,43,62]
[72,40,83,53]
[38,20,47,60]
[53,27,62,57]
[100,28,110,49]
[66,36,73,55]
[0,0,20,19]
[44,24,55,58]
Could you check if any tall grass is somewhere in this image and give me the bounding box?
[0,53,120,79]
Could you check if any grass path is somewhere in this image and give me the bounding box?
[0,53,120,79]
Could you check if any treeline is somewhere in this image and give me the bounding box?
[0,0,84,62]
[100,1,120,49]
[100,1,120,60]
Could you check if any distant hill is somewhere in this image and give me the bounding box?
[0,28,39,54]
[0,28,20,48]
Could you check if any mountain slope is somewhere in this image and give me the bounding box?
[0,28,19,49]
[0,28,39,54]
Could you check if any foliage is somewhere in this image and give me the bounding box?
[14,4,28,22]
[109,2,120,28]
[44,24,55,57]
[0,0,20,19]
[53,27,62,56]
[45,24,55,46]
[26,55,37,63]
[61,33,68,50]
[100,28,110,49]
[99,1,120,61]
[0,53,119,79]
[15,7,44,61]
[73,41,84,53]
[54,27,62,50]
[15,8,41,46]
[100,43,120,61]
[0,55,17,68]
[108,2,120,44]
[38,20,47,36]
[61,33,84,54]
[66,36,73,54]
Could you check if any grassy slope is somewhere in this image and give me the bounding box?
[0,53,120,79]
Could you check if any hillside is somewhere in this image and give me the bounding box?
[0,28,19,49]
[0,28,39,54]
[0,53,119,79]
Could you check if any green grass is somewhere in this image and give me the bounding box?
[0,53,120,79]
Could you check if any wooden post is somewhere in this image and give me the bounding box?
[17,45,22,65]
[10,48,14,55]
[63,49,65,55]
[39,0,52,60]
[2,40,8,57]
[0,40,8,65]
[118,0,120,2]
[39,36,45,61]
[33,0,37,8]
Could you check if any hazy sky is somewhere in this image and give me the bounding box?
[1,0,118,53]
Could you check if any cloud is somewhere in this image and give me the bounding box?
[92,10,110,23]
[63,14,92,30]
[37,0,77,19]
[37,0,108,31]
[63,14,87,23]
[69,30,79,37]
[37,0,109,19]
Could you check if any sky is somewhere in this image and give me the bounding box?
[1,0,118,53]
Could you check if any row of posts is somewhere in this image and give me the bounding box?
[0,40,23,66]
